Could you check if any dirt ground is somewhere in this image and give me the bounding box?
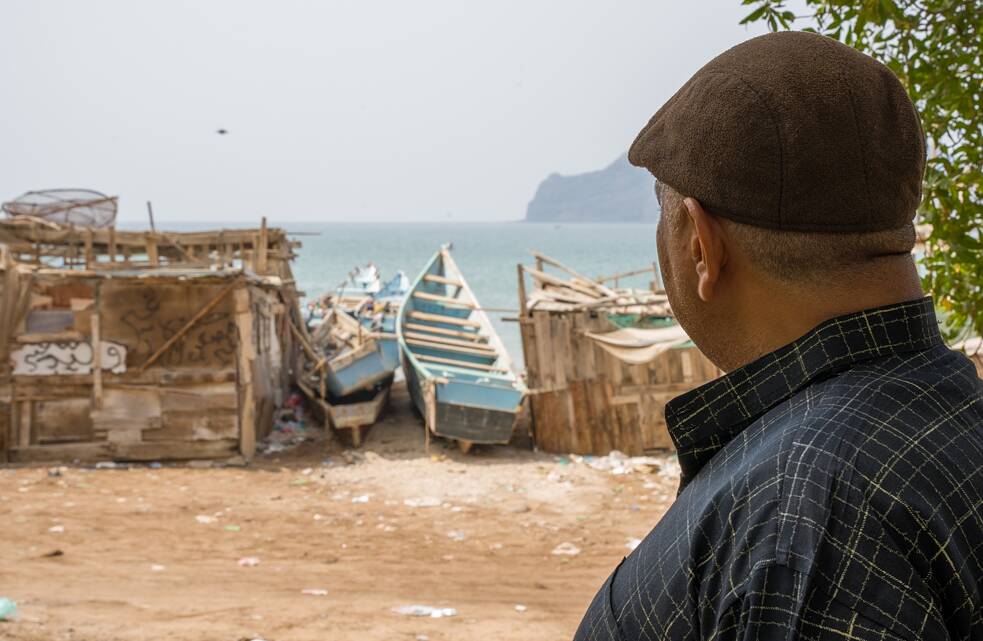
[0,383,680,641]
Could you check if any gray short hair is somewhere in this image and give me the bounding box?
[655,181,915,285]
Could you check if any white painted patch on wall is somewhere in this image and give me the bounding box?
[11,341,128,375]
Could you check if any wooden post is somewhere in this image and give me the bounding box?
[147,201,156,232]
[91,282,103,409]
[235,287,256,460]
[84,228,94,268]
[146,233,159,266]
[256,217,269,275]
[517,264,528,318]
[108,227,117,264]
[18,401,31,448]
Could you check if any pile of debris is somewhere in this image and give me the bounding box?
[521,251,671,315]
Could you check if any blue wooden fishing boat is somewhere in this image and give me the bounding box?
[311,305,400,398]
[397,246,526,450]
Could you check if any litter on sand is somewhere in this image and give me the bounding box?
[195,515,217,525]
[0,598,18,622]
[48,525,65,534]
[404,497,442,508]
[515,604,528,613]
[393,605,459,618]
[237,556,261,567]
[301,588,329,596]
[551,542,581,556]
[567,451,666,476]
[626,538,643,551]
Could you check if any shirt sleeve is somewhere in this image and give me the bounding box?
[733,562,946,641]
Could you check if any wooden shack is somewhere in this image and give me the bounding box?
[517,253,720,455]
[0,217,307,463]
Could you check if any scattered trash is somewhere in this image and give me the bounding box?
[301,588,329,597]
[224,525,241,532]
[393,605,458,618]
[568,451,665,476]
[416,635,430,641]
[447,530,466,541]
[195,515,217,525]
[313,514,325,521]
[301,467,313,476]
[238,556,261,567]
[551,542,581,556]
[626,538,642,551]
[0,597,18,622]
[258,402,313,455]
[149,462,162,469]
[515,604,528,613]
[95,461,119,469]
[351,495,370,504]
[48,525,65,534]
[150,564,166,572]
[404,497,441,508]
[42,549,64,558]
[47,467,62,477]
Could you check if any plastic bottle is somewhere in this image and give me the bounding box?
[0,597,18,622]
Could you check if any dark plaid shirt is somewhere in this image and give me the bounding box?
[574,297,983,641]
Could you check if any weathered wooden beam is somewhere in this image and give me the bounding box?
[408,311,480,328]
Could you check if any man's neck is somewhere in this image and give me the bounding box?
[724,259,925,371]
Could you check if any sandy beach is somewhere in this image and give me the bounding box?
[0,383,680,641]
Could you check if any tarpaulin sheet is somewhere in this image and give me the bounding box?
[584,324,690,365]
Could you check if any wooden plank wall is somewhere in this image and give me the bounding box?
[520,309,720,455]
[1,276,289,463]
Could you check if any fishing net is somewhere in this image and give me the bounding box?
[2,189,117,228]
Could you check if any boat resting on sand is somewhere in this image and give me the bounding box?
[310,304,400,399]
[397,245,526,450]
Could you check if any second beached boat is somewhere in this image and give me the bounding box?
[397,245,526,450]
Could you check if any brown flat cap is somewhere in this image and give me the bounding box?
[629,31,925,232]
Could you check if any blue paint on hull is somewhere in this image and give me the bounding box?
[325,335,400,398]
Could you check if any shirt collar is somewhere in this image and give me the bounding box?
[665,297,943,488]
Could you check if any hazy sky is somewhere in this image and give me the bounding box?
[0,1,773,225]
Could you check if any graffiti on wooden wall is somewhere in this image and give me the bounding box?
[11,341,128,375]
[105,284,237,368]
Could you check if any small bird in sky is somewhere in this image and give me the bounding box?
[216,128,228,135]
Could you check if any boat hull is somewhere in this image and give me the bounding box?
[326,335,400,398]
[402,343,522,445]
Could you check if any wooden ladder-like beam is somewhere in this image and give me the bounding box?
[416,353,508,373]
[423,273,464,288]
[412,291,474,309]
[403,322,486,342]
[407,338,497,358]
[408,311,480,328]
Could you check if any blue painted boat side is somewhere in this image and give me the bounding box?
[326,336,400,398]
[436,378,524,412]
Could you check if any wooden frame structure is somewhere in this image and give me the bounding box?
[0,217,308,463]
[517,253,720,455]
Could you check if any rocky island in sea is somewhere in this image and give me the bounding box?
[524,153,660,223]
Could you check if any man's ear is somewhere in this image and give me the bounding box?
[683,197,727,302]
